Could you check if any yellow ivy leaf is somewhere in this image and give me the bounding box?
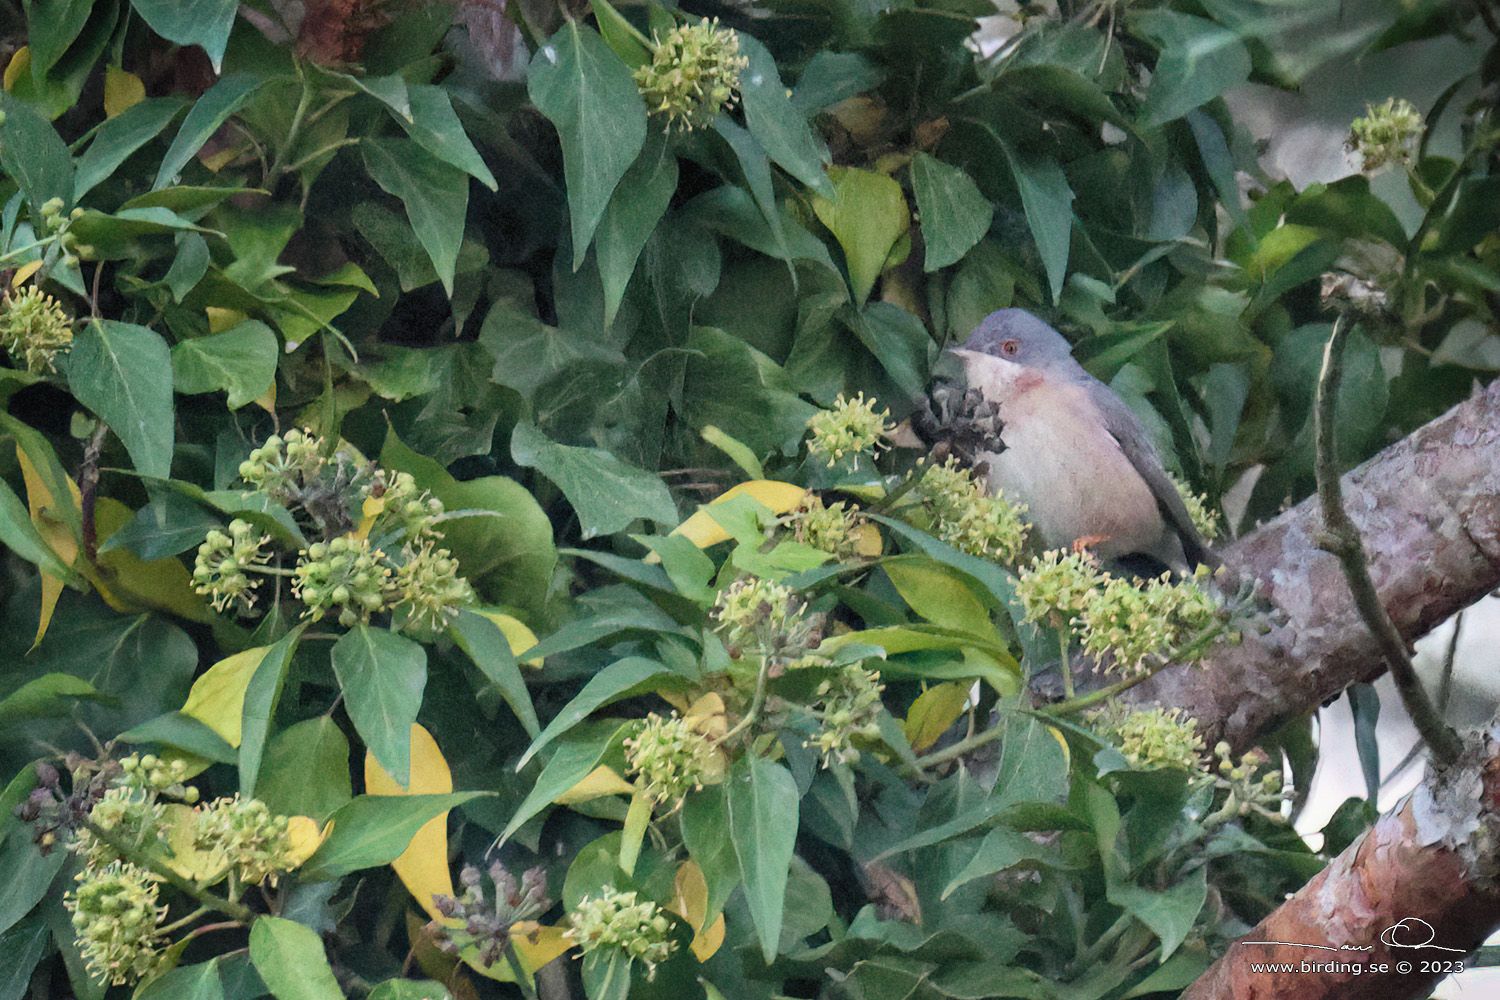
[3,48,30,91]
[646,480,808,561]
[903,682,970,752]
[683,692,729,783]
[205,307,245,333]
[253,384,277,414]
[853,521,883,556]
[159,803,229,883]
[669,860,725,961]
[90,496,211,622]
[473,609,542,667]
[16,445,80,649]
[284,815,331,868]
[180,646,272,747]
[103,66,145,117]
[11,260,42,286]
[365,723,455,921]
[553,765,633,805]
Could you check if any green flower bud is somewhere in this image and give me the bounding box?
[65,862,166,985]
[0,284,73,374]
[633,18,748,132]
[566,886,677,975]
[806,392,892,468]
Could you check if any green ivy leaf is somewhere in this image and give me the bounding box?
[249,917,343,1000]
[515,655,676,770]
[129,0,239,72]
[1000,143,1075,305]
[0,92,73,215]
[298,792,488,881]
[1107,868,1207,961]
[66,319,174,479]
[528,20,647,270]
[448,609,540,739]
[362,138,468,296]
[596,131,677,325]
[396,84,498,191]
[73,96,188,198]
[499,720,633,845]
[911,153,993,272]
[255,716,354,823]
[154,73,267,189]
[738,34,832,197]
[1132,10,1251,126]
[239,625,304,799]
[0,473,74,579]
[812,166,910,307]
[331,626,428,788]
[727,754,799,964]
[23,0,92,79]
[172,320,278,410]
[511,422,677,540]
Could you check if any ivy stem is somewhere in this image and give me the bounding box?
[157,905,213,937]
[721,655,774,743]
[1313,312,1461,766]
[868,444,946,516]
[79,819,254,923]
[1056,621,1075,701]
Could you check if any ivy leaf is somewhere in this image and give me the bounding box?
[528,20,647,270]
[154,73,266,188]
[515,655,676,770]
[129,0,238,72]
[331,626,428,788]
[396,84,498,190]
[727,755,799,963]
[1001,143,1075,305]
[362,138,468,296]
[66,319,174,479]
[1132,10,1251,126]
[911,153,993,272]
[298,792,487,881]
[738,34,832,197]
[812,166,910,307]
[249,917,344,1000]
[172,320,278,410]
[0,92,73,215]
[22,0,92,80]
[448,609,540,738]
[74,96,188,199]
[596,130,677,325]
[510,422,677,540]
[239,626,303,798]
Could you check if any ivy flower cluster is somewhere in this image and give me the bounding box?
[807,664,886,766]
[1211,741,1289,823]
[0,283,73,374]
[193,429,474,632]
[566,886,677,975]
[1088,703,1206,773]
[1171,476,1221,542]
[806,392,892,468]
[65,862,166,986]
[1346,97,1424,173]
[786,493,865,559]
[432,862,550,969]
[634,18,748,132]
[1017,554,1228,676]
[712,576,827,674]
[191,794,296,887]
[918,457,1029,562]
[624,712,718,807]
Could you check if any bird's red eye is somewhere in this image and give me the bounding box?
[1001,339,1020,356]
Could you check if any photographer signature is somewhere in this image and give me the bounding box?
[1243,917,1464,954]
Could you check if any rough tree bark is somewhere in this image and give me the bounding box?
[1146,377,1500,998]
[1131,376,1500,752]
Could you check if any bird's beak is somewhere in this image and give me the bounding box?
[949,347,1023,396]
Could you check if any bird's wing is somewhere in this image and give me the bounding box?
[1093,388,1216,568]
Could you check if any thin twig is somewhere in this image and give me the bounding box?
[1313,313,1462,766]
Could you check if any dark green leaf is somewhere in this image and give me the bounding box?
[0,917,51,1000]
[367,981,452,1000]
[596,131,677,324]
[516,656,675,770]
[728,755,799,963]
[135,957,226,1000]
[66,320,174,479]
[256,716,353,822]
[249,917,343,1000]
[1132,10,1251,126]
[74,97,188,198]
[510,422,677,540]
[0,832,63,936]
[1001,143,1074,304]
[528,21,647,269]
[477,298,625,399]
[23,0,92,78]
[239,625,303,799]
[362,138,468,296]
[448,609,540,738]
[66,206,220,259]
[680,786,741,921]
[299,793,487,881]
[580,950,632,1000]
[395,84,497,190]
[912,153,993,272]
[0,92,73,215]
[738,34,832,197]
[499,720,632,844]
[130,0,239,71]
[172,320,279,410]
[155,74,267,189]
[1107,868,1207,960]
[120,711,237,763]
[0,473,73,579]
[331,626,428,788]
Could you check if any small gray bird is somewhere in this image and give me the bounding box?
[948,308,1214,572]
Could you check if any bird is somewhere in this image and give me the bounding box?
[945,308,1215,573]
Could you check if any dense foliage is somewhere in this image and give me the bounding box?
[0,0,1495,997]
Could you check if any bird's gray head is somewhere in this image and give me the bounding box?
[959,309,1077,370]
